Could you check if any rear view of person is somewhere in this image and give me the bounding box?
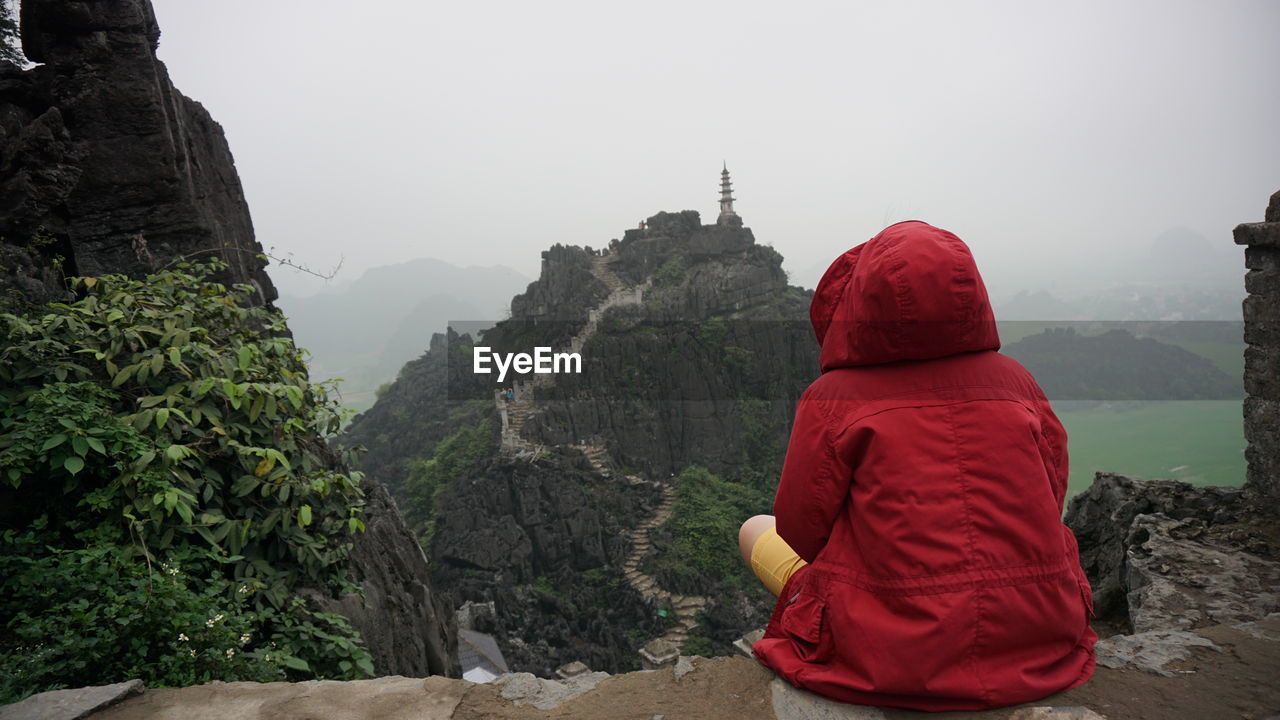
[743,221,1096,711]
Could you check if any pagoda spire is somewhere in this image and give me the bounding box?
[717,163,742,227]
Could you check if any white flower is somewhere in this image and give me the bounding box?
[239,633,251,645]
[189,649,197,657]
[225,648,236,659]
[178,633,189,642]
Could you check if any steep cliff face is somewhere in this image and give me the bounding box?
[431,454,670,675]
[0,0,457,679]
[1,0,272,306]
[308,481,459,678]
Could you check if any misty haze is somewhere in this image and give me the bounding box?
[1,0,1278,715]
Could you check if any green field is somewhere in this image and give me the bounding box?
[1057,400,1245,500]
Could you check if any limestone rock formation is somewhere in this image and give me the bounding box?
[1123,513,1280,633]
[1064,473,1280,633]
[511,212,815,478]
[430,453,669,676]
[342,209,817,673]
[1,0,274,307]
[307,480,460,678]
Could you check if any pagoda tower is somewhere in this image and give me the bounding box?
[717,163,742,227]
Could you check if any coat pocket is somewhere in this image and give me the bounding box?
[1076,573,1096,621]
[779,593,831,664]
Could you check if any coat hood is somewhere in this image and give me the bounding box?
[810,221,1000,370]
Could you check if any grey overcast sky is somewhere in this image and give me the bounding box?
[148,0,1279,303]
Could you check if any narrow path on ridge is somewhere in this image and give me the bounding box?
[490,253,708,655]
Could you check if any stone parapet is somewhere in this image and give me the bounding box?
[1233,190,1280,511]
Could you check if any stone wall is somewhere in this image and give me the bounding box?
[1233,190,1280,512]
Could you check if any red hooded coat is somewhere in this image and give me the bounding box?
[753,221,1096,711]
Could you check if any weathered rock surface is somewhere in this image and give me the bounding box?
[509,244,608,327]
[89,676,466,720]
[0,679,143,720]
[430,453,668,676]
[770,678,888,720]
[23,617,1276,719]
[1123,513,1280,632]
[1063,472,1264,627]
[307,479,459,678]
[1093,630,1221,676]
[492,671,610,710]
[1,0,275,308]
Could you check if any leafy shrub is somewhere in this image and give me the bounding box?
[649,465,771,591]
[652,255,688,289]
[680,632,716,658]
[0,260,372,700]
[0,528,284,701]
[402,419,495,550]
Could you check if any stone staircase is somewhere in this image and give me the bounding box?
[496,253,649,455]
[491,251,704,658]
[591,254,625,293]
[621,482,709,651]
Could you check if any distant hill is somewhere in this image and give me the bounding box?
[1002,327,1243,400]
[275,258,530,411]
[996,284,1243,321]
[995,227,1244,321]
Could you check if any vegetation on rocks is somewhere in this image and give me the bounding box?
[0,261,373,702]
[648,465,770,593]
[402,418,497,550]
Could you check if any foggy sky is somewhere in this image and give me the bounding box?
[147,0,1279,305]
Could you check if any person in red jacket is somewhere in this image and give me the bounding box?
[740,220,1096,711]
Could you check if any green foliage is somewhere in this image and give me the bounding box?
[722,345,753,374]
[402,419,495,549]
[737,396,777,467]
[652,255,688,289]
[531,575,559,598]
[651,465,771,590]
[0,529,285,702]
[698,317,727,347]
[0,260,373,699]
[680,632,716,658]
